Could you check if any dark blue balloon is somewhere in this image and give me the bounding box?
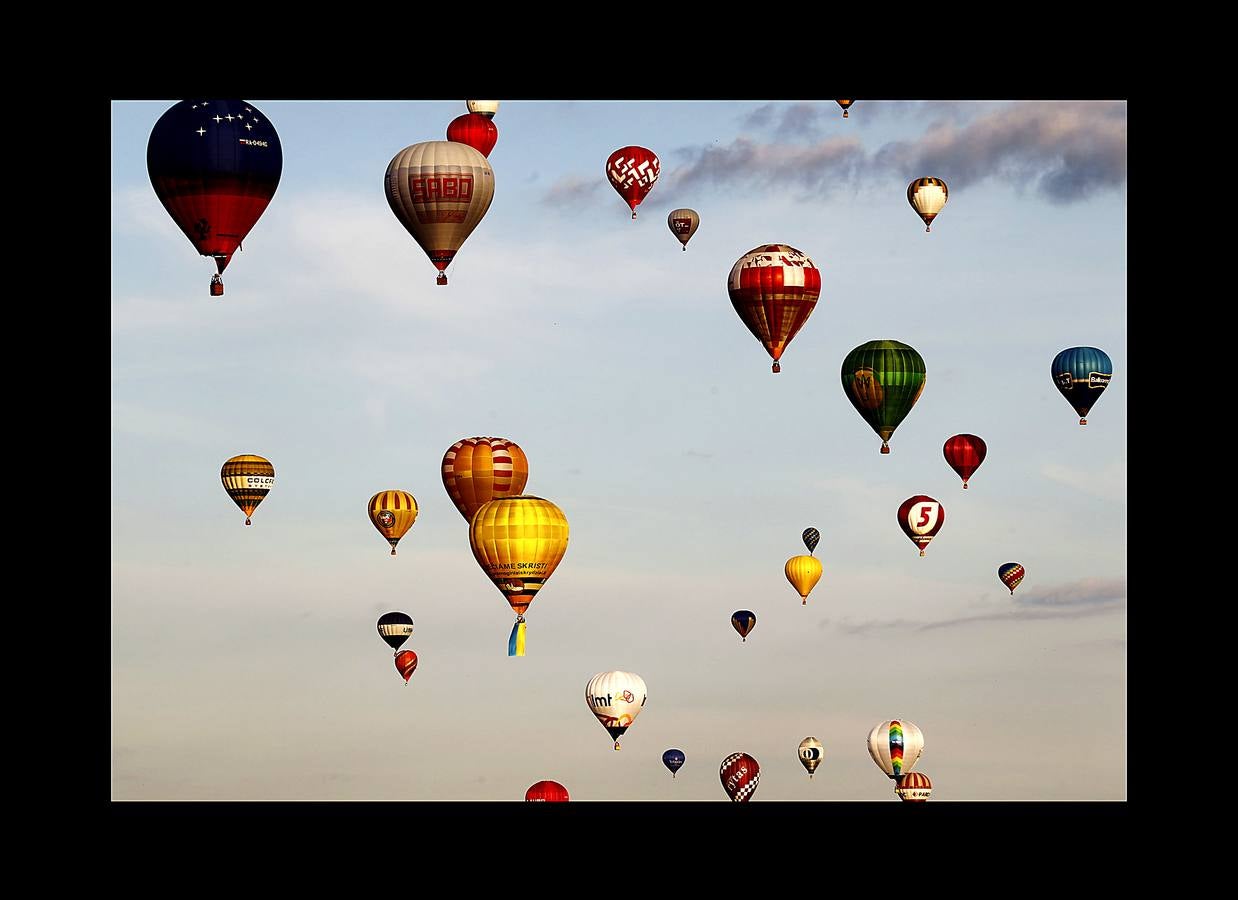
[1051,346,1113,424]
[662,749,686,777]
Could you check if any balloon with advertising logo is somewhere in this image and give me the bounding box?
[466,100,499,119]
[606,146,659,219]
[441,437,530,524]
[802,527,820,555]
[897,495,945,557]
[667,208,700,250]
[785,555,823,604]
[907,177,948,232]
[720,752,760,802]
[1051,346,1113,425]
[525,780,569,802]
[841,339,926,454]
[998,562,1025,595]
[446,113,498,158]
[147,99,283,296]
[836,99,855,118]
[662,749,686,779]
[868,719,924,779]
[376,612,414,651]
[585,670,647,750]
[394,650,418,685]
[367,490,418,555]
[895,772,932,802]
[385,140,495,285]
[728,243,822,373]
[470,496,569,657]
[798,737,824,778]
[220,454,275,525]
[731,610,756,642]
[943,434,987,489]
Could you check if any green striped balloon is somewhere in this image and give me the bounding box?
[840,340,926,454]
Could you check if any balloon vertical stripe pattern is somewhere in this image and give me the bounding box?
[896,772,932,802]
[785,555,823,604]
[907,177,948,231]
[728,244,822,373]
[667,208,700,249]
[220,454,275,525]
[1051,346,1113,425]
[943,434,987,488]
[868,719,924,779]
[376,612,414,651]
[841,340,926,453]
[442,437,529,523]
[367,490,418,554]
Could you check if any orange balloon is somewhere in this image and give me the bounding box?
[441,437,529,523]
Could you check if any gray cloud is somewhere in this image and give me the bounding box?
[684,449,714,459]
[1013,576,1127,607]
[541,175,602,208]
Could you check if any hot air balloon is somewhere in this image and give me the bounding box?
[908,177,948,232]
[943,434,987,489]
[585,671,647,750]
[667,208,700,250]
[785,555,823,605]
[442,437,529,524]
[395,649,418,684]
[525,781,569,802]
[606,146,660,219]
[998,562,1025,595]
[469,496,568,656]
[895,772,932,802]
[662,749,686,779]
[147,99,282,296]
[798,737,824,778]
[385,140,495,285]
[446,113,498,158]
[868,719,924,780]
[802,527,820,555]
[1052,347,1113,425]
[466,100,500,119]
[731,610,757,642]
[367,490,418,555]
[841,340,926,453]
[220,454,274,525]
[836,100,856,118]
[897,495,945,557]
[720,752,760,802]
[376,612,414,651]
[728,244,822,373]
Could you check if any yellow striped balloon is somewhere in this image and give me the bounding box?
[220,454,274,526]
[442,437,530,524]
[469,495,569,656]
[785,555,823,605]
[367,490,419,556]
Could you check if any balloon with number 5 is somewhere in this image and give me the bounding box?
[897,495,944,557]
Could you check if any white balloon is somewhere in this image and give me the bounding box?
[798,736,824,777]
[584,671,647,750]
[867,719,924,779]
[466,100,500,118]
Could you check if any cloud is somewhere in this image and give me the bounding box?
[548,101,1125,209]
[684,449,714,459]
[1013,576,1126,607]
[1041,459,1126,503]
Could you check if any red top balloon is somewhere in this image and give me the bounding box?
[719,752,760,802]
[394,650,418,684]
[943,434,987,489]
[606,146,660,219]
[897,495,945,557]
[525,780,570,802]
[446,113,498,158]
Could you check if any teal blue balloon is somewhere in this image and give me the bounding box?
[1051,347,1113,425]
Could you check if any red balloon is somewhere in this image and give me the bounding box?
[446,113,498,158]
[719,752,760,802]
[394,650,418,684]
[895,772,932,802]
[897,495,945,557]
[606,146,660,219]
[525,780,570,802]
[943,434,987,489]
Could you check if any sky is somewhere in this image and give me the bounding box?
[111,99,1127,801]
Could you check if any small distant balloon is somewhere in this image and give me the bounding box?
[395,649,418,684]
[446,113,498,158]
[907,177,948,232]
[585,670,647,750]
[728,243,821,373]
[376,612,414,651]
[662,749,686,779]
[802,527,820,554]
[720,752,760,802]
[998,562,1025,595]
[606,146,660,219]
[798,737,824,778]
[836,99,855,118]
[731,610,757,642]
[1051,347,1113,425]
[943,434,987,489]
[896,772,932,802]
[897,495,944,557]
[525,780,569,802]
[868,719,924,780]
[785,555,823,605]
[667,208,700,250]
[841,340,926,454]
[466,100,500,118]
[367,490,418,555]
[220,454,274,525]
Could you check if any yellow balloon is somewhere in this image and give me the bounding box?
[785,555,823,605]
[367,490,418,556]
[469,496,569,656]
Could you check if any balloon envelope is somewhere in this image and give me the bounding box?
[998,562,1026,594]
[731,610,756,641]
[802,527,820,554]
[662,749,686,777]
[1052,347,1113,425]
[785,555,823,604]
[606,146,660,217]
[368,490,418,555]
[442,437,530,524]
[728,244,821,373]
[446,113,498,158]
[907,177,948,231]
[525,780,569,802]
[798,737,824,777]
[220,454,274,525]
[667,208,700,249]
[395,650,418,683]
[897,496,945,556]
[943,434,987,489]
[867,719,924,779]
[841,340,926,453]
[376,612,414,651]
[896,772,932,802]
[585,670,647,750]
[466,100,500,118]
[720,752,760,801]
